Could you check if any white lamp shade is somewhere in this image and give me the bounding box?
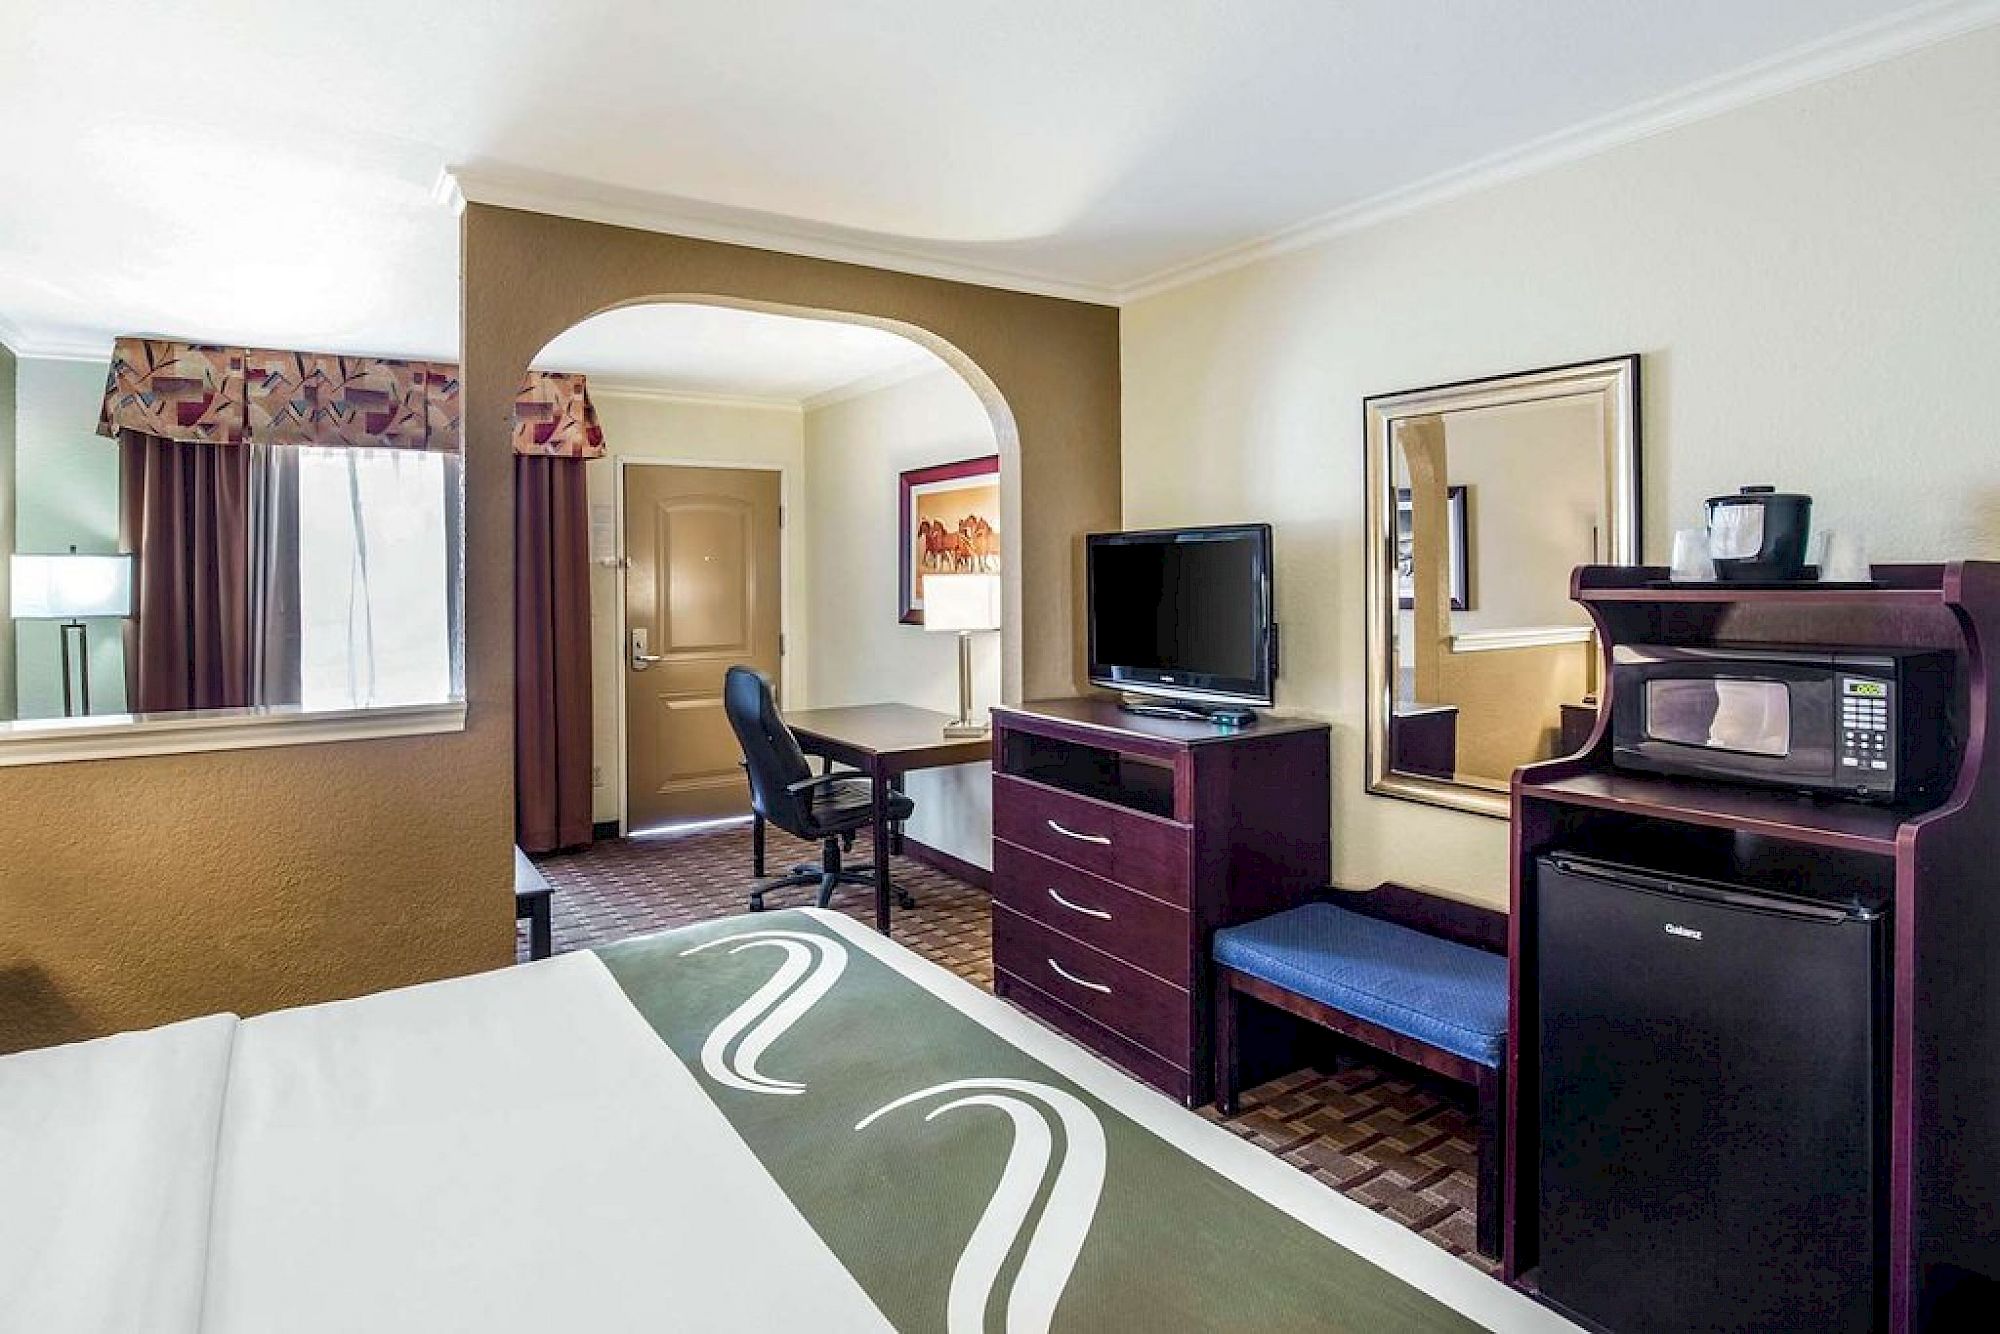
[922,573,1001,632]
[9,553,135,619]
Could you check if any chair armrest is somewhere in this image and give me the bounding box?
[785,771,862,797]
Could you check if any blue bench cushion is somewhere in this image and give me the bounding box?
[1213,902,1506,1068]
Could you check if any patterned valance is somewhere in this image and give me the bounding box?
[97,336,603,459]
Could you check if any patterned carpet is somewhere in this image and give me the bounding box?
[524,821,1491,1269]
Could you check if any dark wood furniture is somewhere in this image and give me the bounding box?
[1507,563,2000,1331]
[1555,701,1597,757]
[513,847,553,961]
[778,703,991,934]
[1214,883,1509,1256]
[1390,703,1458,778]
[989,698,1331,1107]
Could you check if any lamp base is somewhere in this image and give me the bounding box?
[942,719,990,740]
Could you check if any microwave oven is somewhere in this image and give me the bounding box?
[1610,643,1954,802]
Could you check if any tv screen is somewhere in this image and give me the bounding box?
[1087,524,1275,706]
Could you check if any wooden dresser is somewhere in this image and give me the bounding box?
[989,698,1331,1106]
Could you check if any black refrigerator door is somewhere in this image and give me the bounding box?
[1536,856,1883,1334]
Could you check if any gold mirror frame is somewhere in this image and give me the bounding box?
[1363,356,1641,817]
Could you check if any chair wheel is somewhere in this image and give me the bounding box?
[749,894,765,913]
[896,889,917,910]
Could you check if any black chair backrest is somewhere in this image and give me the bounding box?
[724,666,816,835]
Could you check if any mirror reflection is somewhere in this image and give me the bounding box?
[2,341,469,730]
[1366,357,1639,815]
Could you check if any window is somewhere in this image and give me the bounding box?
[286,447,461,712]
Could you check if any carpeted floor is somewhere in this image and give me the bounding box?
[525,821,1491,1269]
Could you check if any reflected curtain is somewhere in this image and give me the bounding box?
[247,444,302,706]
[515,455,593,854]
[117,430,251,713]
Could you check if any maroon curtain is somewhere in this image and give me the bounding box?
[515,455,594,854]
[118,430,252,713]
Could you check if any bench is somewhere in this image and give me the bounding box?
[514,847,554,961]
[1212,886,1508,1257]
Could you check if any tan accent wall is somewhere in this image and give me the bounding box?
[0,207,1118,1054]
[460,205,1122,705]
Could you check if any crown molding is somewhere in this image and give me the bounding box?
[800,355,944,413]
[0,321,113,363]
[441,164,1122,307]
[584,378,805,412]
[1118,0,2000,302]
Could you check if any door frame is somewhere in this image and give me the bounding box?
[613,456,795,837]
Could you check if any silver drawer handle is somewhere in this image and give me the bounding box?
[1048,958,1111,994]
[1046,819,1110,846]
[1047,888,1111,921]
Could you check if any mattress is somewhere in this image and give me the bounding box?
[2,909,1573,1333]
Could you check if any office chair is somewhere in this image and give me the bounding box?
[724,666,916,912]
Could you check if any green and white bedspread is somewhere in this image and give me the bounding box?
[597,909,1566,1334]
[5,907,1572,1334]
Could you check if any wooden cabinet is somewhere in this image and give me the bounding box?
[1508,564,2000,1331]
[990,699,1331,1106]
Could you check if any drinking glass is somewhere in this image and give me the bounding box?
[1669,527,1717,582]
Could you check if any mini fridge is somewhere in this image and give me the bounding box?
[1535,853,1886,1333]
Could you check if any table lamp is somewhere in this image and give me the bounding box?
[9,548,135,717]
[922,573,1001,739]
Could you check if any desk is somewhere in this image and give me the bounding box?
[778,703,991,934]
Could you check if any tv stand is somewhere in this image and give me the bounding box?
[1117,696,1258,727]
[989,698,1330,1105]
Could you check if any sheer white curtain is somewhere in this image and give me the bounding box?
[295,447,457,711]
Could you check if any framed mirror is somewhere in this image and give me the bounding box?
[1363,356,1640,817]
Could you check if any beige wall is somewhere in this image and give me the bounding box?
[1121,27,2000,910]
[462,204,1121,708]
[583,388,808,825]
[804,366,1001,869]
[1,211,1116,1054]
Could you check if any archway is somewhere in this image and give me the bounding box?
[457,205,1121,957]
[524,297,1011,845]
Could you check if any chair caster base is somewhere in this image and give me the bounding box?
[749,894,766,913]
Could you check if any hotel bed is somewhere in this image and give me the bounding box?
[1,909,1574,1333]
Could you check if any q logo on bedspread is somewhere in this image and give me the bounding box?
[857,1079,1107,1334]
[678,929,850,1095]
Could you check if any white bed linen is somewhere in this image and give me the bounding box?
[0,1013,238,1334]
[198,949,890,1333]
[5,909,1572,1333]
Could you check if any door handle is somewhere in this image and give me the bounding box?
[1047,958,1111,994]
[1046,819,1111,846]
[629,628,664,671]
[1047,888,1111,920]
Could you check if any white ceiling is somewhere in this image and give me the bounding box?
[536,303,940,404]
[1,0,1990,366]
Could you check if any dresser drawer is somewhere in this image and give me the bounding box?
[995,971,1192,1103]
[992,904,1190,1061]
[993,840,1190,985]
[992,774,1190,904]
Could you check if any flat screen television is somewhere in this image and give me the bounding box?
[1086,523,1276,710]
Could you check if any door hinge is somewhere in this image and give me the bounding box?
[780,633,788,656]
[779,505,786,529]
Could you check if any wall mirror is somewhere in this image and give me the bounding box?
[0,339,480,766]
[1363,356,1640,817]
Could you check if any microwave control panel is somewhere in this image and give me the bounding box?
[1838,675,1893,785]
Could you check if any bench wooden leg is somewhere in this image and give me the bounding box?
[1475,1057,1504,1260]
[1215,972,1242,1115]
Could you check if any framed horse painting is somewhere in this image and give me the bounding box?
[899,454,1000,625]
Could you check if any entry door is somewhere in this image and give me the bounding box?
[624,465,782,830]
